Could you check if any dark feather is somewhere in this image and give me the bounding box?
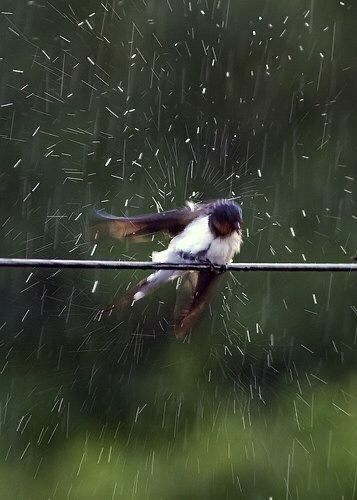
[91,204,210,240]
[174,271,221,340]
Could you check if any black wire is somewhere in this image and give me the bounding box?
[0,258,356,272]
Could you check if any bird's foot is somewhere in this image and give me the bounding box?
[197,258,228,273]
[194,257,216,272]
[179,251,226,273]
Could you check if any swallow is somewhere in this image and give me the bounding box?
[93,199,243,339]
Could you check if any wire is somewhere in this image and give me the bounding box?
[0,258,356,273]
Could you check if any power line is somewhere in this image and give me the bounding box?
[0,258,356,273]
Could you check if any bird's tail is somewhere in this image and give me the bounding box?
[132,270,181,302]
[105,250,183,312]
[104,269,182,315]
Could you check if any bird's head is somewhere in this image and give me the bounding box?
[209,200,243,237]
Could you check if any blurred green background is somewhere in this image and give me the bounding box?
[0,0,356,498]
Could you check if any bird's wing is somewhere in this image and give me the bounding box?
[92,204,211,240]
[174,270,221,340]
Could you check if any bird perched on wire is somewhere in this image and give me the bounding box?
[92,199,243,339]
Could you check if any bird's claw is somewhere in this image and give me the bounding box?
[217,263,228,274]
[195,258,226,273]
[208,261,216,273]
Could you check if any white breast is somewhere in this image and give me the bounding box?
[206,231,242,265]
[151,215,242,265]
[170,216,214,254]
[151,216,213,263]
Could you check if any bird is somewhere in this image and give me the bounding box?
[92,199,243,339]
